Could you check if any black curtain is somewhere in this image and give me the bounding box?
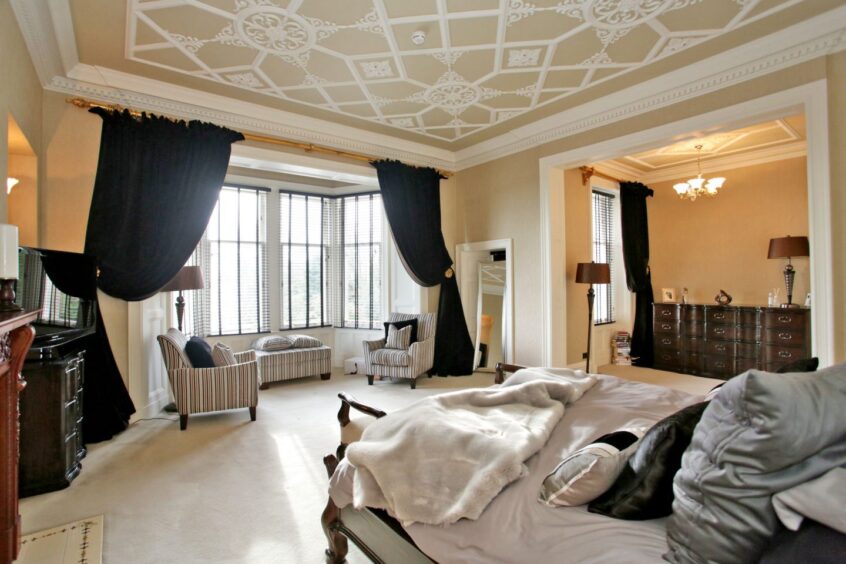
[371,160,474,376]
[78,109,242,440]
[85,108,244,300]
[41,249,135,442]
[620,182,655,367]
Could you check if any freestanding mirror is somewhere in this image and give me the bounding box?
[456,239,513,372]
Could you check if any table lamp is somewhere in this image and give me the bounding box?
[161,266,204,332]
[0,224,22,312]
[767,235,809,308]
[575,262,610,373]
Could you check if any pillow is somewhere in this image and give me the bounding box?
[289,334,323,348]
[704,382,724,402]
[385,324,412,350]
[776,356,819,373]
[184,336,215,368]
[383,319,418,344]
[212,342,237,367]
[251,335,293,351]
[665,365,846,564]
[540,428,647,507]
[588,401,708,520]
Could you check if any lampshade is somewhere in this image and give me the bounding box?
[0,224,19,279]
[575,262,610,284]
[160,266,204,292]
[6,178,19,194]
[767,236,809,259]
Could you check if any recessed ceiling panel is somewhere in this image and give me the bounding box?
[125,0,803,143]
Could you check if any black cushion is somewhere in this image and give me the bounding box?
[184,336,215,368]
[775,357,819,373]
[588,401,708,520]
[383,319,418,344]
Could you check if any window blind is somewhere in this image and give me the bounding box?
[592,190,615,325]
[279,192,332,329]
[201,186,270,336]
[335,193,382,329]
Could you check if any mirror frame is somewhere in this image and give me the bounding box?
[456,239,514,370]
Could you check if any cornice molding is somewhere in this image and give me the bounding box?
[11,1,846,173]
[454,12,846,170]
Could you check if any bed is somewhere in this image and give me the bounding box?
[324,365,702,563]
[321,364,706,563]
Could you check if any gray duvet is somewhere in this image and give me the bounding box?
[330,375,703,564]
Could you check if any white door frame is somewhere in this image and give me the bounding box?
[538,80,833,367]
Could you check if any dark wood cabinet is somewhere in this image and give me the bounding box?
[0,310,39,564]
[653,304,811,379]
[19,351,85,497]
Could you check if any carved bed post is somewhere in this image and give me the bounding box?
[321,454,348,564]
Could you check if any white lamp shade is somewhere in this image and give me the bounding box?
[673,183,689,195]
[0,225,19,279]
[688,176,706,190]
[706,177,726,190]
[6,178,19,194]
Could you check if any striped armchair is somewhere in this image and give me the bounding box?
[157,329,259,430]
[363,313,436,389]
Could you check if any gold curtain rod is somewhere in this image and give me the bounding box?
[579,166,623,186]
[67,97,452,178]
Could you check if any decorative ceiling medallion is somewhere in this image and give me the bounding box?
[507,48,542,67]
[127,0,799,142]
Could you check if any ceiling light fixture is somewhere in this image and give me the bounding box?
[411,30,426,45]
[6,178,19,195]
[672,145,726,201]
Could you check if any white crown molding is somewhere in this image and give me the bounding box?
[454,8,846,170]
[47,0,79,74]
[10,0,846,173]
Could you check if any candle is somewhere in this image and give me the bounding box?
[0,224,19,279]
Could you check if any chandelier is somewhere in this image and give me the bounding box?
[673,145,726,201]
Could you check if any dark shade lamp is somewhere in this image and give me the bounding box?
[575,262,610,373]
[767,236,809,308]
[160,266,204,332]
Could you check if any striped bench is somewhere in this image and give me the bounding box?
[256,345,332,389]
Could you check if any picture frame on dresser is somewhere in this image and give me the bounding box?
[661,288,677,303]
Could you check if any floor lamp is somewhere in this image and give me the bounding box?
[161,266,204,332]
[576,262,610,374]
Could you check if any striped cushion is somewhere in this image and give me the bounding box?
[371,348,411,367]
[252,335,293,351]
[212,342,237,366]
[386,325,412,350]
[289,334,323,348]
[158,329,192,370]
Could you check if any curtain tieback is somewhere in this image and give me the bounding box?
[445,267,454,279]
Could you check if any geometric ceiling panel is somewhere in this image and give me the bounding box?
[609,116,806,172]
[127,0,800,142]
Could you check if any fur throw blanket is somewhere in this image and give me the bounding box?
[345,368,596,526]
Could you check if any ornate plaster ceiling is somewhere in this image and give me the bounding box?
[121,0,802,143]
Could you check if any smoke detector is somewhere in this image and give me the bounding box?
[411,30,426,45]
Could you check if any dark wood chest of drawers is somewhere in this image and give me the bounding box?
[653,304,811,379]
[19,351,86,497]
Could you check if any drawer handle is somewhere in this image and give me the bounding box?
[778,351,793,359]
[662,310,672,317]
[661,338,672,345]
[778,332,792,341]
[716,361,726,368]
[777,315,792,323]
[661,323,672,330]
[714,313,725,320]
[661,354,671,361]
[716,344,726,352]
[714,328,725,335]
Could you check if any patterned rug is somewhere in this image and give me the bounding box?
[17,515,103,564]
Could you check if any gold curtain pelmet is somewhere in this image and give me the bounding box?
[67,97,453,178]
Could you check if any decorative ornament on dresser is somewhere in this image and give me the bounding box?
[767,235,810,308]
[714,289,732,306]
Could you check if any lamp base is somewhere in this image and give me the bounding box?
[0,279,22,312]
[780,303,802,308]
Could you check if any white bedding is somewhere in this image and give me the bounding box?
[329,374,704,564]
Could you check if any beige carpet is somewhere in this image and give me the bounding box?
[19,367,716,563]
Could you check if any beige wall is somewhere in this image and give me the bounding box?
[564,168,590,364]
[650,157,809,307]
[7,153,37,246]
[0,0,42,224]
[453,53,846,366]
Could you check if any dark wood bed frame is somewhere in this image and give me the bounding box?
[320,363,523,563]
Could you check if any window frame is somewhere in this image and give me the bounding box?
[336,192,383,330]
[591,188,616,326]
